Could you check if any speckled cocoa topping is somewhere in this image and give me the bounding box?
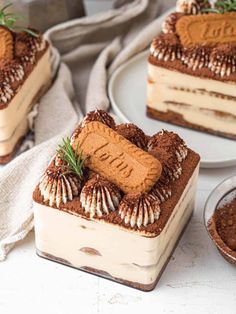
[148,130,188,183]
[214,198,236,251]
[148,130,183,149]
[149,180,172,203]
[80,174,122,218]
[115,123,148,150]
[81,109,116,129]
[118,192,160,228]
[162,12,184,34]
[150,0,236,80]
[39,155,83,208]
[15,31,45,58]
[150,33,182,62]
[209,44,236,77]
[151,147,182,183]
[70,110,116,144]
[176,0,211,15]
[148,130,188,162]
[33,110,200,234]
[0,29,48,109]
[0,58,25,88]
[182,45,211,70]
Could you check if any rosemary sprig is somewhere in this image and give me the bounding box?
[202,0,236,13]
[57,137,85,178]
[0,2,38,37]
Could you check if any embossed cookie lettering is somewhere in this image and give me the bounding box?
[176,13,236,47]
[73,121,162,194]
[94,145,133,179]
[0,26,13,60]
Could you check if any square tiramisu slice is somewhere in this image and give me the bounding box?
[147,0,236,139]
[33,110,200,291]
[0,6,51,163]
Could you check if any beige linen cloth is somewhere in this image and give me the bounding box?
[0,0,174,261]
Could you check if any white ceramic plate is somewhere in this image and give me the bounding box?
[108,50,236,169]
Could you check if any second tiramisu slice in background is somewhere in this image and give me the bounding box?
[0,4,51,164]
[147,0,236,139]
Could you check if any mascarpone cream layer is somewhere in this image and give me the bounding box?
[147,64,236,134]
[0,117,27,156]
[34,165,199,286]
[0,49,51,141]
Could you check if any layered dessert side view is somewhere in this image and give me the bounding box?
[0,4,51,164]
[33,110,200,291]
[147,0,236,139]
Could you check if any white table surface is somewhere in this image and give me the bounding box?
[1,166,236,314]
[1,3,236,314]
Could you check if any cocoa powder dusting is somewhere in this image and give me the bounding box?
[0,30,48,109]
[33,150,200,236]
[214,198,236,251]
[115,123,148,150]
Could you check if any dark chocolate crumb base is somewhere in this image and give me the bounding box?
[147,106,236,141]
[37,250,72,266]
[33,149,200,237]
[36,213,193,292]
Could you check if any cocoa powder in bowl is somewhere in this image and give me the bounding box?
[214,195,236,252]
